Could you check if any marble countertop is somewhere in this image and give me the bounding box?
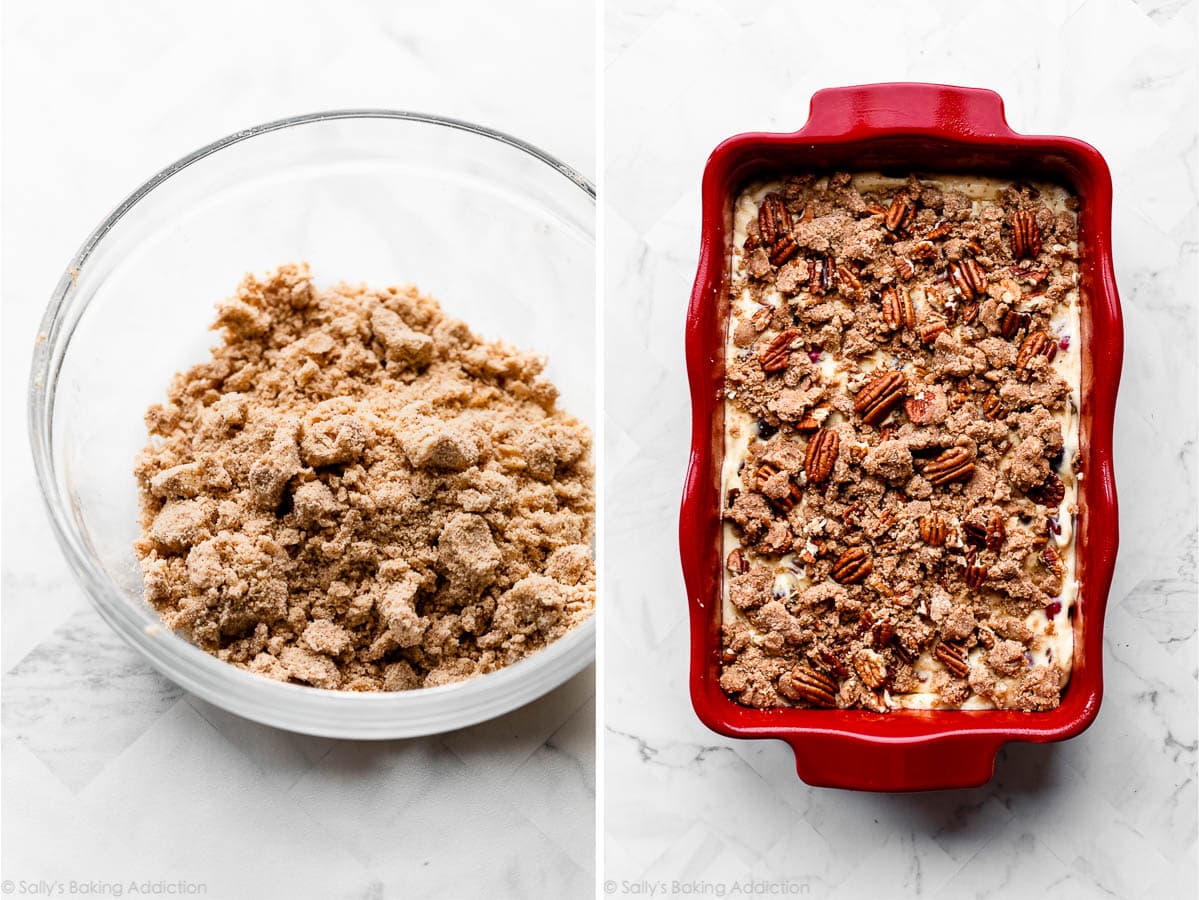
[604,0,1197,896]
[1,1,594,897]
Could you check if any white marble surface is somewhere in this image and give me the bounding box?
[604,0,1197,896]
[1,2,594,897]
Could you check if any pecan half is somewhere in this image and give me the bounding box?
[726,547,750,574]
[1011,209,1043,259]
[815,648,850,680]
[963,553,988,589]
[808,255,836,294]
[986,512,1007,551]
[999,309,1031,340]
[779,664,838,708]
[1017,330,1058,372]
[949,258,988,299]
[884,190,916,234]
[935,640,970,678]
[853,371,907,426]
[759,329,801,372]
[769,234,799,267]
[804,428,839,484]
[854,649,889,690]
[881,287,915,330]
[919,513,949,546]
[872,617,896,648]
[963,520,988,549]
[831,547,872,584]
[758,193,792,246]
[1027,473,1066,507]
[909,240,938,262]
[924,447,975,486]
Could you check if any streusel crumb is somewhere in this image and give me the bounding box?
[134,264,594,691]
[720,173,1080,712]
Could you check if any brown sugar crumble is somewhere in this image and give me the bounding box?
[719,173,1081,713]
[134,264,594,691]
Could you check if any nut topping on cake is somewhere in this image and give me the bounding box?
[923,447,975,486]
[853,648,889,689]
[758,193,791,246]
[949,258,988,299]
[804,428,840,484]
[853,371,907,426]
[779,664,839,708]
[1011,209,1043,259]
[935,640,971,678]
[1017,330,1058,372]
[759,329,801,372]
[831,547,873,584]
[881,287,915,331]
[919,513,950,546]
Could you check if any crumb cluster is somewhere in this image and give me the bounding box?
[719,173,1080,713]
[134,264,594,691]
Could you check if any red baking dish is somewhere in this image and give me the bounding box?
[681,83,1122,791]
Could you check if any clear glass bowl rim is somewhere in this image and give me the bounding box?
[26,110,597,738]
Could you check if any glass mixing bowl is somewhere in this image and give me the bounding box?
[28,111,596,739]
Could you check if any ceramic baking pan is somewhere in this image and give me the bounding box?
[681,82,1122,791]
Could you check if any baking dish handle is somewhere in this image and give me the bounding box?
[786,731,1007,792]
[799,83,1017,141]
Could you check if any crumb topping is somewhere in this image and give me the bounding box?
[719,173,1080,712]
[134,264,594,691]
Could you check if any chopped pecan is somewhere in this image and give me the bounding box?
[1042,544,1066,580]
[837,264,863,297]
[758,193,792,246]
[949,258,988,299]
[769,234,799,267]
[842,500,865,527]
[804,428,840,484]
[881,287,915,330]
[759,329,801,372]
[794,407,825,432]
[726,547,750,574]
[935,640,971,678]
[854,649,889,689]
[895,257,916,281]
[963,238,985,257]
[1016,330,1057,372]
[831,547,872,584]
[815,648,850,680]
[918,315,947,344]
[1026,473,1066,507]
[958,300,979,324]
[925,220,952,240]
[853,371,907,426]
[749,306,774,332]
[754,462,802,512]
[909,240,938,262]
[981,393,1004,421]
[904,391,936,424]
[1010,209,1043,259]
[919,513,949,546]
[779,664,838,708]
[963,520,988,549]
[999,309,1031,340]
[924,447,975,486]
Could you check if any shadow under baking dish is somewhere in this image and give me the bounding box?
[681,83,1122,791]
